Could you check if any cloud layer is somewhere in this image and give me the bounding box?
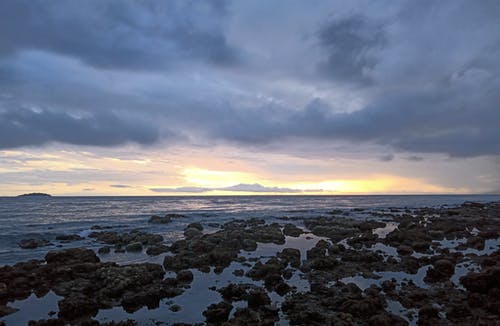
[0,107,158,149]
[0,0,499,160]
[150,183,310,194]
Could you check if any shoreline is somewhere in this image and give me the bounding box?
[1,201,499,325]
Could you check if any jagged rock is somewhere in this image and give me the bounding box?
[148,215,172,224]
[424,259,455,283]
[125,242,143,252]
[397,245,413,256]
[0,305,19,317]
[186,222,203,231]
[55,235,83,242]
[45,248,99,265]
[461,267,500,293]
[184,227,202,239]
[176,270,194,283]
[146,244,169,256]
[19,239,52,249]
[98,246,111,254]
[283,224,303,237]
[203,301,233,323]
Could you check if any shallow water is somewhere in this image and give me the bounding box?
[1,195,500,324]
[2,194,499,265]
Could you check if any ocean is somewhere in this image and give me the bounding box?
[1,194,499,266]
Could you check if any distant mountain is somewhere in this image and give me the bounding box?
[17,193,52,198]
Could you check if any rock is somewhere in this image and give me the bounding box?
[90,225,113,230]
[186,222,203,231]
[148,215,172,224]
[45,248,99,265]
[28,319,65,326]
[397,245,413,256]
[275,281,291,296]
[89,230,163,247]
[461,267,500,293]
[283,224,303,237]
[465,236,485,250]
[125,242,143,252]
[251,225,285,244]
[419,304,440,320]
[89,231,121,244]
[58,294,100,319]
[233,269,244,277]
[203,301,233,323]
[424,259,455,283]
[169,304,182,312]
[184,227,202,239]
[368,313,408,326]
[0,305,19,317]
[55,235,83,242]
[19,239,52,249]
[242,239,258,251]
[98,246,111,254]
[0,247,187,323]
[278,248,301,268]
[247,288,271,309]
[146,244,169,256]
[176,270,194,283]
[412,240,430,252]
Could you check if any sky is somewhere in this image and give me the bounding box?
[0,0,499,196]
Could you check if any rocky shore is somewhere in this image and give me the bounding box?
[1,201,499,325]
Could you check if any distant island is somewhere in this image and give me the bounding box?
[17,193,52,198]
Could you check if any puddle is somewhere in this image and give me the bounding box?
[1,291,62,325]
[95,236,316,325]
[340,265,432,291]
[386,299,417,326]
[450,261,481,289]
[247,233,326,261]
[373,222,399,239]
[368,242,400,262]
[435,237,500,255]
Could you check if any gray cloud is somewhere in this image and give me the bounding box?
[150,186,210,193]
[379,154,394,162]
[317,15,385,85]
[0,107,159,149]
[150,183,314,193]
[109,184,131,188]
[0,0,499,161]
[0,0,236,70]
[222,183,302,193]
[406,156,424,162]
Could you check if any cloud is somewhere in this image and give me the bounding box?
[109,184,131,188]
[150,186,210,193]
[0,0,499,161]
[379,154,394,162]
[317,15,385,85]
[0,107,160,149]
[150,183,316,194]
[0,0,237,70]
[222,183,302,193]
[406,156,424,162]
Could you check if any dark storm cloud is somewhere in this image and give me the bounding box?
[317,15,385,85]
[0,0,236,70]
[0,0,499,159]
[0,107,159,149]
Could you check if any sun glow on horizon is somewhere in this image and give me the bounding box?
[181,168,259,188]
